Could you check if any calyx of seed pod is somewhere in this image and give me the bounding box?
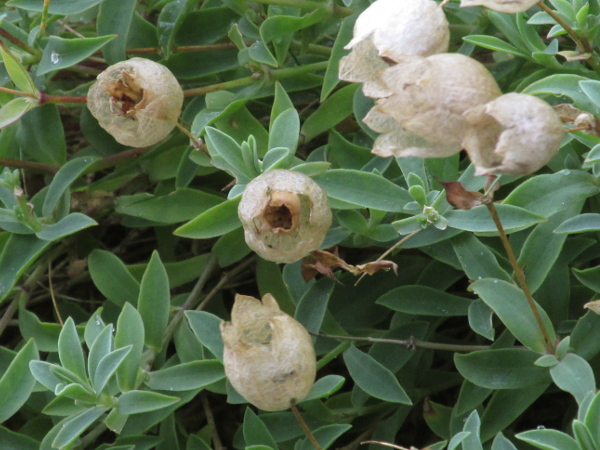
[220,293,316,411]
[87,57,183,147]
[462,93,565,176]
[365,53,502,158]
[339,0,449,97]
[238,169,332,264]
[460,0,538,13]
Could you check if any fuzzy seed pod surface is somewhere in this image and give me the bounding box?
[87,57,183,147]
[220,294,316,411]
[374,53,502,150]
[238,170,332,264]
[462,93,565,176]
[460,0,538,13]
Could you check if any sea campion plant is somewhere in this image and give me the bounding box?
[2,0,600,449]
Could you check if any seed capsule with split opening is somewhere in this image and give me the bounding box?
[87,57,183,147]
[238,170,332,264]
[220,293,316,411]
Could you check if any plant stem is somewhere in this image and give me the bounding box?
[312,332,490,353]
[40,93,87,104]
[84,146,152,173]
[183,61,329,97]
[316,341,351,370]
[485,202,556,353]
[0,28,42,58]
[292,404,322,450]
[201,393,225,450]
[0,86,37,98]
[0,158,59,174]
[127,43,238,54]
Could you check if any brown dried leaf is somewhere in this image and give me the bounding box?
[353,260,398,276]
[303,250,397,281]
[436,179,486,210]
[584,300,600,315]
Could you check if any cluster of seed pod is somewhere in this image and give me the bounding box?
[340,0,565,176]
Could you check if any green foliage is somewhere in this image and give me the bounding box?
[1,0,600,448]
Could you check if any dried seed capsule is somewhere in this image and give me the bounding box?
[462,93,565,176]
[238,170,332,264]
[373,53,502,150]
[460,0,538,13]
[220,293,316,411]
[87,57,183,147]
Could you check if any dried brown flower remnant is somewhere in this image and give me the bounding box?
[87,58,183,147]
[460,0,538,13]
[367,53,502,157]
[220,294,316,411]
[238,170,332,263]
[462,93,565,176]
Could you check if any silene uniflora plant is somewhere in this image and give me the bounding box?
[3,0,600,449]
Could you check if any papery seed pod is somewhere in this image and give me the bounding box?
[238,170,332,264]
[462,93,565,176]
[374,53,502,148]
[346,0,449,61]
[460,0,538,13]
[87,57,183,147]
[220,293,316,411]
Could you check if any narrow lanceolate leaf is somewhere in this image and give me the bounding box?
[145,360,225,391]
[517,429,580,450]
[137,251,170,352]
[117,390,180,414]
[52,406,107,449]
[0,97,38,129]
[58,317,88,383]
[343,345,411,404]
[174,196,242,239]
[0,43,38,95]
[88,250,140,307]
[37,35,116,76]
[470,279,556,354]
[0,339,38,422]
[93,345,132,394]
[115,303,145,392]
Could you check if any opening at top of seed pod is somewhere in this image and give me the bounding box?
[105,71,145,120]
[262,192,301,233]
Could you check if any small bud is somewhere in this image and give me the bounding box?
[87,58,183,147]
[220,293,316,411]
[238,170,332,264]
[462,93,565,176]
[460,0,538,13]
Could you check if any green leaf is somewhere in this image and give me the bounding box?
[268,108,300,154]
[115,303,145,392]
[7,0,107,14]
[145,360,225,391]
[301,84,359,142]
[463,35,528,58]
[463,410,484,450]
[0,339,38,422]
[89,250,140,307]
[174,196,241,239]
[455,349,551,389]
[204,127,256,183]
[584,391,600,443]
[296,424,352,450]
[0,44,37,95]
[343,345,411,404]
[58,317,88,383]
[0,97,37,129]
[0,234,51,303]
[555,213,600,234]
[321,13,356,101]
[29,360,63,391]
[117,390,180,414]
[452,234,512,282]
[93,346,132,394]
[115,189,223,224]
[97,0,136,65]
[295,278,334,334]
[503,171,599,216]
[88,325,113,389]
[137,251,170,352]
[18,104,66,165]
[42,157,99,219]
[0,426,39,450]
[38,35,116,76]
[550,353,595,405]
[445,204,547,234]
[377,285,473,316]
[470,279,556,353]
[52,406,108,449]
[301,375,345,402]
[157,0,196,59]
[243,408,278,449]
[572,420,597,450]
[185,311,224,361]
[213,228,251,267]
[517,429,580,450]
[523,75,600,114]
[35,213,97,241]
[312,169,411,212]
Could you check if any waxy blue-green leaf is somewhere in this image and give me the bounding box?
[38,35,116,76]
[157,0,196,59]
[137,251,170,352]
[93,346,132,394]
[58,317,87,383]
[87,325,112,389]
[268,108,299,154]
[321,13,356,101]
[343,345,411,404]
[89,250,140,307]
[463,35,528,58]
[145,360,225,391]
[185,311,224,361]
[204,127,256,183]
[313,169,411,212]
[35,213,97,241]
[0,97,37,129]
[523,74,600,114]
[0,426,39,450]
[550,353,595,405]
[517,429,580,450]
[244,408,278,449]
[0,339,38,422]
[452,234,511,282]
[18,104,66,165]
[455,349,551,389]
[97,0,136,65]
[118,390,180,414]
[554,213,600,234]
[470,279,555,353]
[445,204,546,234]
[52,406,108,449]
[377,286,472,316]
[296,424,353,450]
[295,278,334,335]
[301,375,345,402]
[7,0,107,14]
[174,196,241,239]
[0,44,37,95]
[115,303,144,392]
